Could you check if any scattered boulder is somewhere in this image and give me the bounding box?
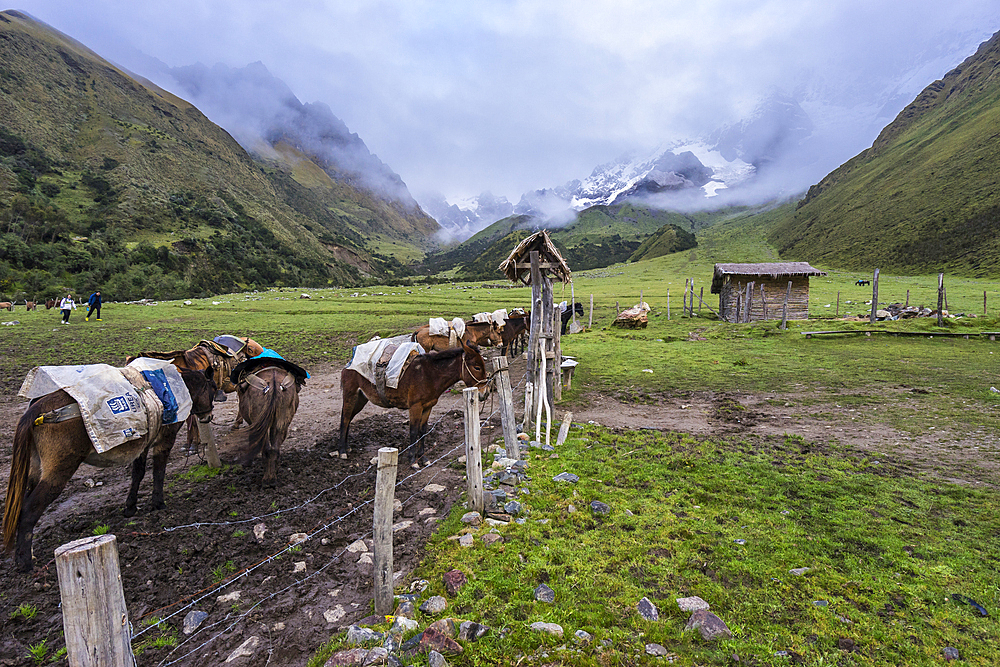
[637,597,659,621]
[646,643,669,656]
[460,511,482,526]
[676,596,710,612]
[590,500,611,515]
[418,626,463,654]
[323,648,369,666]
[684,610,733,641]
[458,621,490,642]
[420,596,448,614]
[324,606,346,624]
[443,569,467,596]
[458,534,474,548]
[428,649,449,667]
[182,610,208,635]
[574,629,593,644]
[346,625,383,645]
[530,621,564,638]
[481,533,503,545]
[224,636,260,663]
[534,583,555,603]
[789,567,810,576]
[943,647,960,661]
[553,472,579,483]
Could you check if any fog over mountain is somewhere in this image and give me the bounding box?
[12,0,1000,235]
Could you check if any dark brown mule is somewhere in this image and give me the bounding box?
[2,368,216,572]
[45,299,55,310]
[338,338,489,466]
[412,320,500,352]
[232,359,307,487]
[500,312,530,357]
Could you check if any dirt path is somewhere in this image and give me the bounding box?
[0,353,996,666]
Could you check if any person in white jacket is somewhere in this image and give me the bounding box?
[59,293,76,324]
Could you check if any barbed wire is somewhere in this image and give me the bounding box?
[131,359,525,650]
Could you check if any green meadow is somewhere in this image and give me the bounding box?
[3,214,1000,666]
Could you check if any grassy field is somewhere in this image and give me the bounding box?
[3,218,1000,666]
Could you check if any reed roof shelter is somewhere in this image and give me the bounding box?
[711,262,826,323]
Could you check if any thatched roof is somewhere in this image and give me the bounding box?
[711,262,826,293]
[498,230,572,285]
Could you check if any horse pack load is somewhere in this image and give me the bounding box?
[17,358,193,453]
[346,335,426,399]
[428,316,465,339]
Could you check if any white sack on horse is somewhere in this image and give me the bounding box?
[491,308,508,327]
[17,358,192,453]
[472,312,491,323]
[451,317,466,338]
[346,335,426,389]
[428,317,450,336]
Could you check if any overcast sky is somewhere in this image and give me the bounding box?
[11,1,1000,203]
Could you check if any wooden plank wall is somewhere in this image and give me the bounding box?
[719,276,811,322]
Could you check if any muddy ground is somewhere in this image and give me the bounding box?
[0,351,997,666]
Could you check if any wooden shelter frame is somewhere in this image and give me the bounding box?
[498,230,572,441]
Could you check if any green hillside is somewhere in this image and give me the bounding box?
[768,29,1000,277]
[427,203,700,281]
[0,10,435,301]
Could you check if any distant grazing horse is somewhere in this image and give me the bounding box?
[561,302,585,335]
[231,357,307,487]
[25,301,36,311]
[0,302,12,312]
[2,367,217,572]
[411,320,501,352]
[500,311,530,357]
[338,338,489,467]
[856,279,871,286]
[45,299,56,309]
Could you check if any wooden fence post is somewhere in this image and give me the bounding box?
[589,294,593,328]
[836,291,840,318]
[870,268,880,323]
[699,287,703,316]
[373,447,398,615]
[463,388,484,514]
[522,382,534,434]
[56,534,135,667]
[556,411,574,447]
[781,280,792,330]
[666,292,669,320]
[985,291,988,316]
[196,420,221,468]
[937,273,944,327]
[493,357,518,460]
[906,289,910,307]
[683,279,688,315]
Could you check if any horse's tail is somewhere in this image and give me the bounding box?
[243,378,278,466]
[3,402,42,553]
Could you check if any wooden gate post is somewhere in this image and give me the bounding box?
[781,280,792,330]
[196,420,221,468]
[522,382,534,434]
[870,268,880,323]
[937,273,945,327]
[589,294,593,328]
[492,357,518,460]
[463,388,484,514]
[55,534,136,667]
[526,251,542,420]
[373,447,398,615]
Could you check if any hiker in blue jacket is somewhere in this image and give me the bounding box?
[86,290,102,321]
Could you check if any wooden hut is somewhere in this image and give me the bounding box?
[498,230,572,286]
[711,262,826,323]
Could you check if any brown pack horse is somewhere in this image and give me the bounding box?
[411,320,500,352]
[338,338,489,467]
[126,340,253,452]
[2,367,217,572]
[500,311,530,357]
[231,358,307,487]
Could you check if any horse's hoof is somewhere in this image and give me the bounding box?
[152,502,167,512]
[410,462,420,471]
[420,457,432,467]
[339,452,348,460]
[123,506,137,518]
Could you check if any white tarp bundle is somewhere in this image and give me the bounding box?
[18,358,192,453]
[346,335,426,388]
[428,317,450,336]
[491,308,508,326]
[428,316,466,339]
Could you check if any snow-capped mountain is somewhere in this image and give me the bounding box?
[420,191,514,242]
